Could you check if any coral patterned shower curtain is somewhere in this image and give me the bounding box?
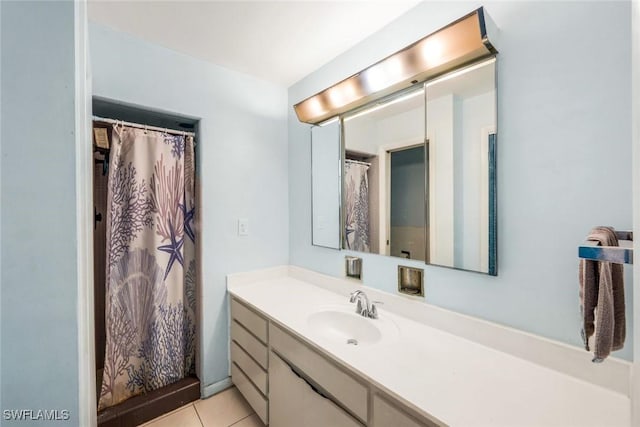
[98,126,196,410]
[344,161,370,252]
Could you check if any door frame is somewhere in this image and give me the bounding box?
[75,1,98,426]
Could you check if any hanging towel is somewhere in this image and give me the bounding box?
[579,226,626,363]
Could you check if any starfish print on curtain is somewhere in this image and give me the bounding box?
[150,153,186,279]
[157,218,184,280]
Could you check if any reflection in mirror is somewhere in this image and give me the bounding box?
[343,88,426,261]
[311,120,342,249]
[426,58,496,273]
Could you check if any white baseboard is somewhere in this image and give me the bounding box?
[202,377,233,399]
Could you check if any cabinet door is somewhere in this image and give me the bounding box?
[269,351,362,427]
[269,324,368,422]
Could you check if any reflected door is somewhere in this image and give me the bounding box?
[389,145,426,260]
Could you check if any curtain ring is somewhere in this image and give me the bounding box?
[113,120,123,138]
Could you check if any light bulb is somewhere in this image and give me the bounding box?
[421,39,443,64]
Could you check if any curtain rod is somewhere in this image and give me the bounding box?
[345,159,372,167]
[93,116,196,138]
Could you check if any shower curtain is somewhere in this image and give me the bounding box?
[98,126,196,410]
[344,161,370,252]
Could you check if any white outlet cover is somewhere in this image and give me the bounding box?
[238,218,249,236]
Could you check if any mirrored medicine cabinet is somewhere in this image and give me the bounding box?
[305,7,498,275]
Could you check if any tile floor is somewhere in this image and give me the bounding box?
[139,387,264,427]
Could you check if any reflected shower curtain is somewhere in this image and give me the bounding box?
[344,161,370,252]
[98,126,196,410]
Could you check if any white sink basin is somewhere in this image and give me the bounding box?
[306,306,398,346]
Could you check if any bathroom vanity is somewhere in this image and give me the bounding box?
[230,297,436,426]
[227,267,630,427]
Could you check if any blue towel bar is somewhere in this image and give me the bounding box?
[578,231,633,265]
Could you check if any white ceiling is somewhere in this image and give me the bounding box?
[88,0,421,87]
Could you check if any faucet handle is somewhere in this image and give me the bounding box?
[370,301,383,319]
[371,300,384,309]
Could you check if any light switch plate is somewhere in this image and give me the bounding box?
[238,218,249,236]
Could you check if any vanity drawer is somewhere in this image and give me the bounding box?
[231,298,268,343]
[270,350,363,427]
[230,341,267,395]
[269,323,368,423]
[372,394,443,427]
[231,320,268,369]
[231,362,268,425]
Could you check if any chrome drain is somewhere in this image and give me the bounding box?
[347,338,358,346]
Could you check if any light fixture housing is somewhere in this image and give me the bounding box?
[294,7,498,124]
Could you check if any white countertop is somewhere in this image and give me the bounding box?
[228,274,630,427]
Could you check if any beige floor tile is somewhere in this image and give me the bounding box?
[230,414,265,427]
[194,387,254,427]
[139,404,202,427]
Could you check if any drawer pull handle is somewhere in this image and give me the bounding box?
[287,360,331,401]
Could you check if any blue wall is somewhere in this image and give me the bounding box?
[1,1,80,424]
[289,1,633,359]
[89,23,289,393]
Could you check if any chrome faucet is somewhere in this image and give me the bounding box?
[349,290,379,319]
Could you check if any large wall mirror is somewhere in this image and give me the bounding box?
[305,7,499,274]
[310,58,497,274]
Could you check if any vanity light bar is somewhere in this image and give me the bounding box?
[293,7,498,125]
[342,57,496,123]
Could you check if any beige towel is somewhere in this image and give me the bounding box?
[579,226,625,362]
